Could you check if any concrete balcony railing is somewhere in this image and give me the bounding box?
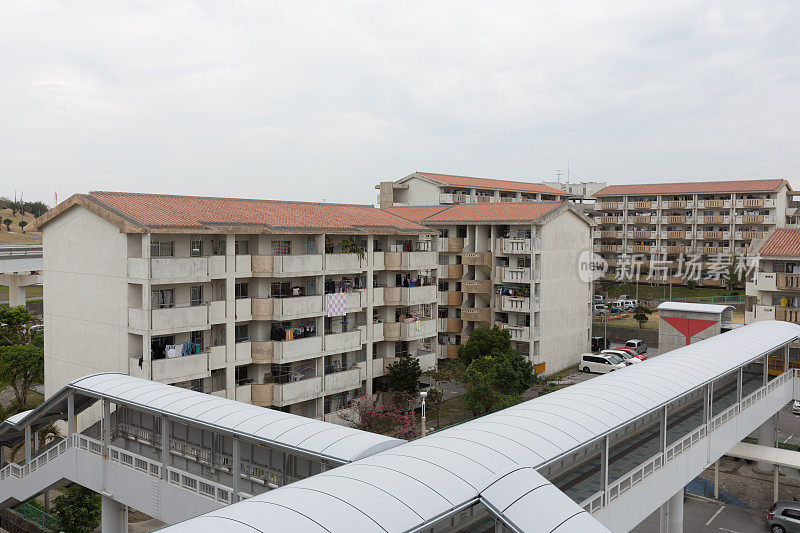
[151,352,210,382]
[629,216,656,224]
[251,254,274,276]
[383,318,436,341]
[438,264,463,279]
[383,251,438,270]
[592,244,601,252]
[438,317,463,333]
[461,252,492,267]
[664,230,689,239]
[251,383,274,407]
[737,198,773,208]
[599,202,621,210]
[699,215,729,224]
[384,285,436,306]
[664,245,686,254]
[598,216,620,224]
[737,231,764,240]
[438,237,465,253]
[269,254,324,276]
[461,307,491,322]
[701,231,727,240]
[629,245,654,254]
[462,279,491,294]
[698,199,728,208]
[323,330,363,353]
[325,253,366,272]
[149,305,209,333]
[439,344,460,359]
[500,267,531,283]
[777,307,800,325]
[737,215,772,224]
[370,322,384,341]
[272,377,323,407]
[663,216,688,224]
[235,298,252,320]
[324,368,362,394]
[630,231,653,239]
[251,341,274,364]
[251,298,274,320]
[600,231,621,238]
[209,345,227,367]
[128,307,148,330]
[663,200,687,208]
[273,336,324,364]
[209,300,226,323]
[630,201,655,209]
[701,246,726,255]
[753,272,777,292]
[273,295,324,319]
[128,257,211,282]
[501,296,530,312]
[777,273,800,290]
[438,291,463,306]
[500,238,539,254]
[600,244,618,253]
[385,351,437,373]
[499,324,531,342]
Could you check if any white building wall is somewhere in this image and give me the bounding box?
[393,177,441,206]
[538,211,592,374]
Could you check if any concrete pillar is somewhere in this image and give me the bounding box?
[659,489,684,533]
[160,417,170,480]
[67,392,75,437]
[714,460,719,499]
[101,495,127,533]
[232,437,241,502]
[8,278,24,308]
[757,418,776,472]
[24,424,31,466]
[774,464,780,504]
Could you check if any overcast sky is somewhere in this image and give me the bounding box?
[2,1,798,206]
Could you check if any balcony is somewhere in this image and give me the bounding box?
[438,317,463,333]
[499,324,531,342]
[325,253,366,272]
[664,200,687,208]
[777,273,800,290]
[235,298,252,320]
[251,298,274,320]
[324,368,362,394]
[438,237,465,253]
[598,216,620,224]
[630,230,652,239]
[777,307,800,325]
[461,307,491,322]
[664,246,686,254]
[701,246,726,255]
[384,285,436,306]
[462,279,491,294]
[251,383,273,407]
[462,252,492,267]
[370,322,384,341]
[438,344,460,359]
[699,199,727,208]
[439,264,463,279]
[600,244,618,253]
[737,198,773,208]
[383,251,438,269]
[600,202,621,210]
[500,296,531,312]
[209,300,226,323]
[631,201,654,209]
[273,295,324,319]
[600,231,620,238]
[500,267,531,283]
[701,231,727,240]
[385,351,437,373]
[665,230,688,239]
[630,245,653,254]
[700,215,728,224]
[500,238,537,254]
[270,254,324,276]
[323,330,363,353]
[664,216,687,224]
[438,291,463,306]
[383,318,436,341]
[737,215,768,224]
[251,341,274,364]
[149,305,209,333]
[273,336,324,364]
[630,216,655,224]
[128,257,211,282]
[251,255,273,276]
[151,352,210,382]
[737,231,764,240]
[273,377,323,406]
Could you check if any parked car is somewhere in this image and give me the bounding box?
[594,295,605,303]
[767,501,800,532]
[579,353,627,374]
[625,339,648,354]
[615,299,638,311]
[793,401,800,415]
[591,336,610,353]
[601,349,641,364]
[594,304,608,316]
[617,347,647,361]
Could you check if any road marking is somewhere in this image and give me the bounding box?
[784,433,795,444]
[718,528,740,533]
[706,505,725,525]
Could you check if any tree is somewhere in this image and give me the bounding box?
[23,201,49,218]
[2,219,11,231]
[52,485,101,533]
[386,353,422,398]
[632,305,653,329]
[0,345,43,406]
[17,221,27,233]
[462,353,534,416]
[424,366,456,428]
[458,326,515,366]
[723,259,742,291]
[0,306,34,346]
[340,395,416,439]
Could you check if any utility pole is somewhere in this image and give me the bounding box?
[419,391,427,437]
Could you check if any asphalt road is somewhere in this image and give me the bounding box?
[632,495,768,533]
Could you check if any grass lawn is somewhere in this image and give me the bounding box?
[0,208,42,244]
[598,281,741,301]
[595,312,660,330]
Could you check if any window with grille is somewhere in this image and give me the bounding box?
[190,286,203,306]
[150,241,174,257]
[271,241,291,255]
[190,239,202,257]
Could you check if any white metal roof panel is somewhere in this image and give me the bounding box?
[551,512,611,532]
[657,301,734,314]
[501,484,605,532]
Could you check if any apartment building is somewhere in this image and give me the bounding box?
[593,179,792,284]
[376,171,573,209]
[540,180,608,200]
[746,228,800,327]
[386,202,593,375]
[36,192,439,423]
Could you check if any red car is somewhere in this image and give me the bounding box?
[618,347,646,361]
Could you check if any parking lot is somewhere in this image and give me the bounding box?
[632,495,767,533]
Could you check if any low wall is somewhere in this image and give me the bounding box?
[592,325,659,347]
[0,509,47,533]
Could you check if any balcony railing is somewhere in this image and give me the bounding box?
[776,273,800,290]
[461,307,491,322]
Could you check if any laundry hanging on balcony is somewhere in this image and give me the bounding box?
[327,292,347,317]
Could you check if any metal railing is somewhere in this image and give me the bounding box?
[12,502,59,531]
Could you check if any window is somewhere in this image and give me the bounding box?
[150,241,174,257]
[438,281,449,291]
[151,289,174,309]
[190,330,203,345]
[439,229,449,238]
[190,286,203,306]
[235,240,249,255]
[782,509,800,520]
[190,239,202,257]
[235,282,249,299]
[235,365,250,385]
[271,240,291,255]
[235,324,249,343]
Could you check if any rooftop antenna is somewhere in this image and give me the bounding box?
[554,170,567,184]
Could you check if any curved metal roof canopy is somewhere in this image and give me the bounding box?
[0,373,403,464]
[159,321,799,533]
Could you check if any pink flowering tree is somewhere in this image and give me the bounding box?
[341,395,417,439]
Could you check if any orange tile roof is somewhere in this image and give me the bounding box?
[387,202,566,224]
[415,172,573,196]
[87,192,429,232]
[595,179,787,197]
[758,229,800,257]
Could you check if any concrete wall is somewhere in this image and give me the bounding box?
[658,310,723,354]
[592,324,658,347]
[393,177,440,206]
[43,206,129,418]
[539,210,592,374]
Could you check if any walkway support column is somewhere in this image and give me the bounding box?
[659,489,684,533]
[757,417,776,472]
[714,460,719,499]
[774,465,780,504]
[101,495,127,533]
[67,392,75,437]
[232,437,241,503]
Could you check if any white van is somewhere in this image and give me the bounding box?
[615,299,638,311]
[625,339,648,354]
[579,353,627,374]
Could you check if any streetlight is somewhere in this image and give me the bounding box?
[419,391,428,437]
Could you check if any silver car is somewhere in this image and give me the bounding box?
[768,501,800,532]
